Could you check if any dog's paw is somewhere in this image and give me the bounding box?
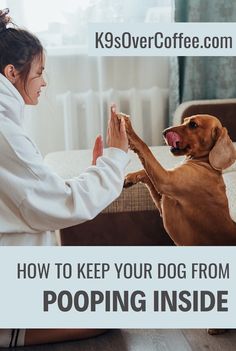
[123,180,134,188]
[124,175,136,188]
[207,329,227,335]
[117,113,140,152]
[117,113,134,136]
[124,171,146,188]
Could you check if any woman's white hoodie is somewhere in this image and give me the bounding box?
[0,73,129,246]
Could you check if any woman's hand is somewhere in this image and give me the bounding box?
[106,105,129,153]
[92,135,103,165]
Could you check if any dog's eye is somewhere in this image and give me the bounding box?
[189,121,198,129]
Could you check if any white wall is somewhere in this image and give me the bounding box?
[24,55,169,156]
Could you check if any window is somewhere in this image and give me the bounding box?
[5,0,173,49]
[1,0,7,9]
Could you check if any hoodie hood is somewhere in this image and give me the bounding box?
[0,73,25,127]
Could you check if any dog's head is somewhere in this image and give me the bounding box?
[163,114,236,170]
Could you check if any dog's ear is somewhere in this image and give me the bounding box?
[209,127,236,170]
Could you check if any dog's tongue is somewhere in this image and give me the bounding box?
[165,131,181,148]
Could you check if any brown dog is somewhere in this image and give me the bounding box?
[123,114,236,335]
[124,114,236,245]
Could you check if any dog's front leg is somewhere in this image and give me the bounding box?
[123,117,170,194]
[124,170,162,215]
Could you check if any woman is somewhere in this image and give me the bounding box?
[0,8,129,347]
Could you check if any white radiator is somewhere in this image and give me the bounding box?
[57,87,168,150]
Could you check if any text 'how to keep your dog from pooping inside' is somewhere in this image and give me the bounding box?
[0,246,235,329]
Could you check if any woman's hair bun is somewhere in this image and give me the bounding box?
[0,8,11,32]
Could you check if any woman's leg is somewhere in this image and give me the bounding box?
[25,329,107,346]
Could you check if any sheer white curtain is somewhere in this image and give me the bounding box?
[4,0,173,156]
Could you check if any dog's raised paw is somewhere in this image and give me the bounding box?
[117,113,133,134]
[117,112,130,120]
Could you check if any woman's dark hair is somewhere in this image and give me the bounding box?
[0,8,44,90]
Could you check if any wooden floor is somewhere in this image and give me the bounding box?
[3,329,236,351]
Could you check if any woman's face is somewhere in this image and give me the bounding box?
[15,55,46,105]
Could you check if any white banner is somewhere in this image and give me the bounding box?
[88,23,236,56]
[0,246,235,328]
